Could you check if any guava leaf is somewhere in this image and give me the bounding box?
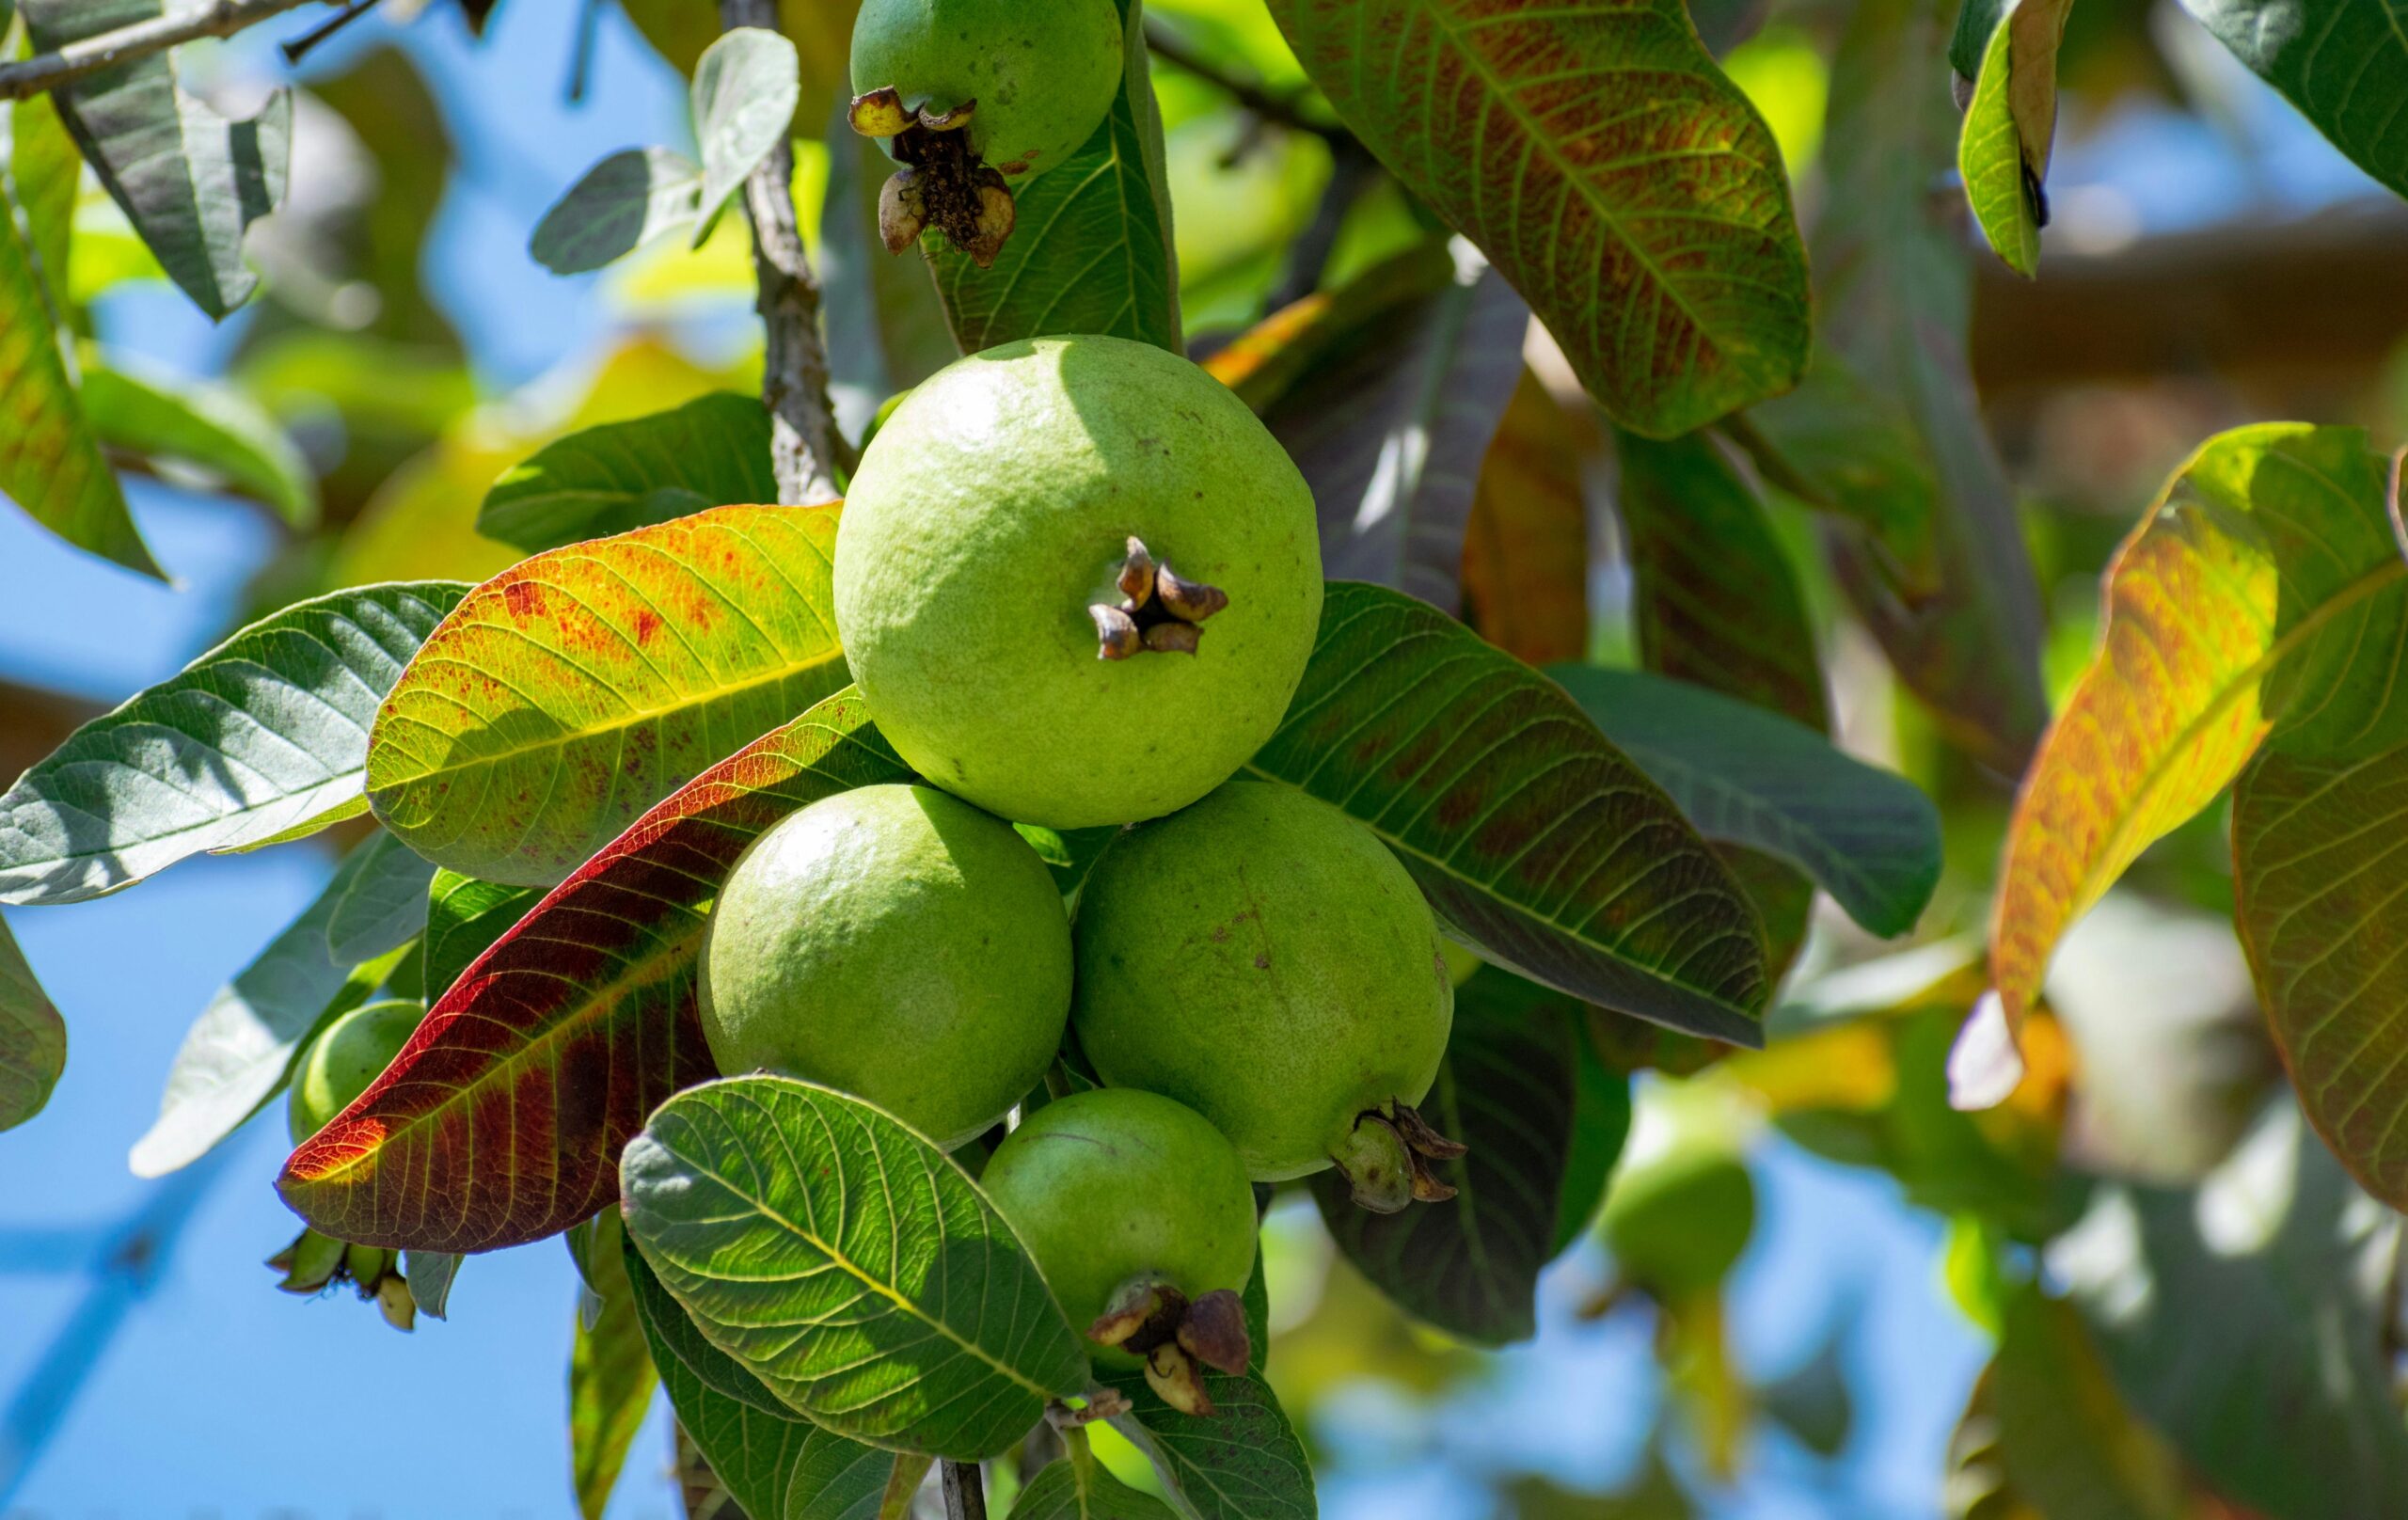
[1956,0,2073,278]
[570,1212,659,1520]
[131,831,428,1178]
[279,689,911,1253]
[1103,1365,1315,1520]
[622,1076,1088,1460]
[0,581,467,907]
[367,503,849,888]
[477,393,776,553]
[0,186,160,579]
[626,1237,906,1520]
[2180,0,2408,200]
[405,1248,462,1320]
[1246,582,1769,1046]
[1461,371,1591,667]
[1264,0,1810,438]
[420,870,544,1006]
[531,148,704,276]
[0,913,65,1133]
[1554,668,1941,939]
[691,28,800,245]
[1311,969,1583,1346]
[21,0,290,322]
[1732,352,1940,565]
[78,353,318,528]
[325,837,444,967]
[1553,1016,1632,1253]
[1976,426,2402,1106]
[14,91,80,315]
[924,0,1180,355]
[1012,1459,1182,1520]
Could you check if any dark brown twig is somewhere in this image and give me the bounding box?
[1267,136,1378,310]
[0,0,325,102]
[279,0,382,65]
[1141,19,1345,145]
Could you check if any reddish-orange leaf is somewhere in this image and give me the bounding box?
[1462,371,1591,667]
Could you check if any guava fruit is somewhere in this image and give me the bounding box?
[1070,780,1461,1212]
[1600,1144,1756,1301]
[276,998,428,1330]
[833,337,1323,831]
[697,783,1071,1148]
[848,0,1123,263]
[982,1087,1257,1414]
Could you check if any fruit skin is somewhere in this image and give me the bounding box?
[981,1088,1257,1353]
[834,337,1323,830]
[849,0,1124,182]
[698,783,1071,1148]
[1071,780,1454,1181]
[288,999,425,1145]
[1600,1146,1756,1300]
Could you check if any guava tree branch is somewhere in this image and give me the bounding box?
[1141,19,1344,145]
[0,0,324,103]
[941,1460,989,1520]
[720,0,855,505]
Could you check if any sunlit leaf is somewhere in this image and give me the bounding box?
[570,1209,659,1520]
[13,92,79,312]
[1461,372,1591,666]
[692,28,801,244]
[1013,1457,1181,1520]
[130,831,428,1178]
[80,352,318,526]
[477,393,774,554]
[1248,583,1769,1045]
[0,582,467,907]
[21,0,290,321]
[280,689,911,1253]
[1266,0,1810,437]
[368,503,849,887]
[0,914,65,1132]
[1956,0,2072,278]
[532,148,703,276]
[620,0,859,137]
[1104,1364,1315,1520]
[622,1076,1087,1459]
[419,869,542,1007]
[2182,0,2408,200]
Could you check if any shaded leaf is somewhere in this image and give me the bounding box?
[22,0,290,321]
[2182,0,2408,200]
[130,831,427,1178]
[1553,1013,1633,1252]
[1554,667,1941,938]
[925,0,1180,354]
[1733,352,1939,565]
[0,913,65,1132]
[81,352,318,526]
[622,1076,1087,1459]
[280,690,912,1253]
[1956,0,2072,278]
[419,869,543,1007]
[571,1208,660,1520]
[1461,371,1592,666]
[692,27,800,244]
[1246,583,1768,1044]
[325,836,442,966]
[1265,0,1810,437]
[477,393,775,554]
[0,581,467,906]
[1312,968,1583,1345]
[367,503,849,888]
[1012,1458,1181,1520]
[405,1248,462,1320]
[1104,1365,1315,1520]
[532,148,703,276]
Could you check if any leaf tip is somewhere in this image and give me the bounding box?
[1947,990,2025,1110]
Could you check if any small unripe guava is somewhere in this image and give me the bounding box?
[1600,1145,1756,1300]
[288,999,424,1145]
[834,338,1323,831]
[850,0,1123,182]
[1071,781,1457,1209]
[697,784,1071,1148]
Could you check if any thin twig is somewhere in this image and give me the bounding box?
[1267,137,1377,311]
[1141,19,1345,145]
[942,1460,989,1520]
[718,0,856,504]
[279,0,381,65]
[0,0,325,103]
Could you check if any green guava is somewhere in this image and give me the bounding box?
[833,337,1323,831]
[1070,781,1460,1212]
[697,783,1072,1148]
[1600,1144,1756,1301]
[288,998,424,1145]
[850,0,1122,182]
[981,1087,1258,1413]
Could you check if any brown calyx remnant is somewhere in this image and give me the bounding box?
[849,87,1017,267]
[1091,537,1229,662]
[1088,1278,1253,1417]
[1330,1101,1468,1214]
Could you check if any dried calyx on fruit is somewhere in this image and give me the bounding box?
[1089,536,1230,660]
[1087,1278,1253,1417]
[850,88,1016,266]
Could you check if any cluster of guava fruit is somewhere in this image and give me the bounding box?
[276,999,428,1330]
[691,332,1465,1413]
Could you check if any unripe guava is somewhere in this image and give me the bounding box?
[1070,781,1459,1212]
[982,1088,1258,1412]
[1600,1145,1756,1300]
[288,999,424,1145]
[850,0,1122,182]
[834,338,1323,831]
[698,784,1071,1148]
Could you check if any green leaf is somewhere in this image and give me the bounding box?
[1979,426,2402,1105]
[0,913,65,1132]
[1956,0,2072,278]
[691,27,800,245]
[925,0,1180,355]
[419,870,543,1006]
[405,1249,462,1320]
[0,581,467,906]
[570,1210,660,1520]
[325,835,442,966]
[531,148,703,276]
[129,831,429,1178]
[13,91,80,322]
[1245,582,1769,1046]
[79,352,318,526]
[2181,0,2408,200]
[1311,969,1583,1346]
[620,1076,1088,1460]
[625,1235,907,1520]
[1553,667,1941,938]
[1731,352,1940,564]
[1012,1457,1181,1520]
[367,503,849,888]
[1265,0,1810,438]
[477,393,775,554]
[1103,1366,1315,1520]
[21,0,290,321]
